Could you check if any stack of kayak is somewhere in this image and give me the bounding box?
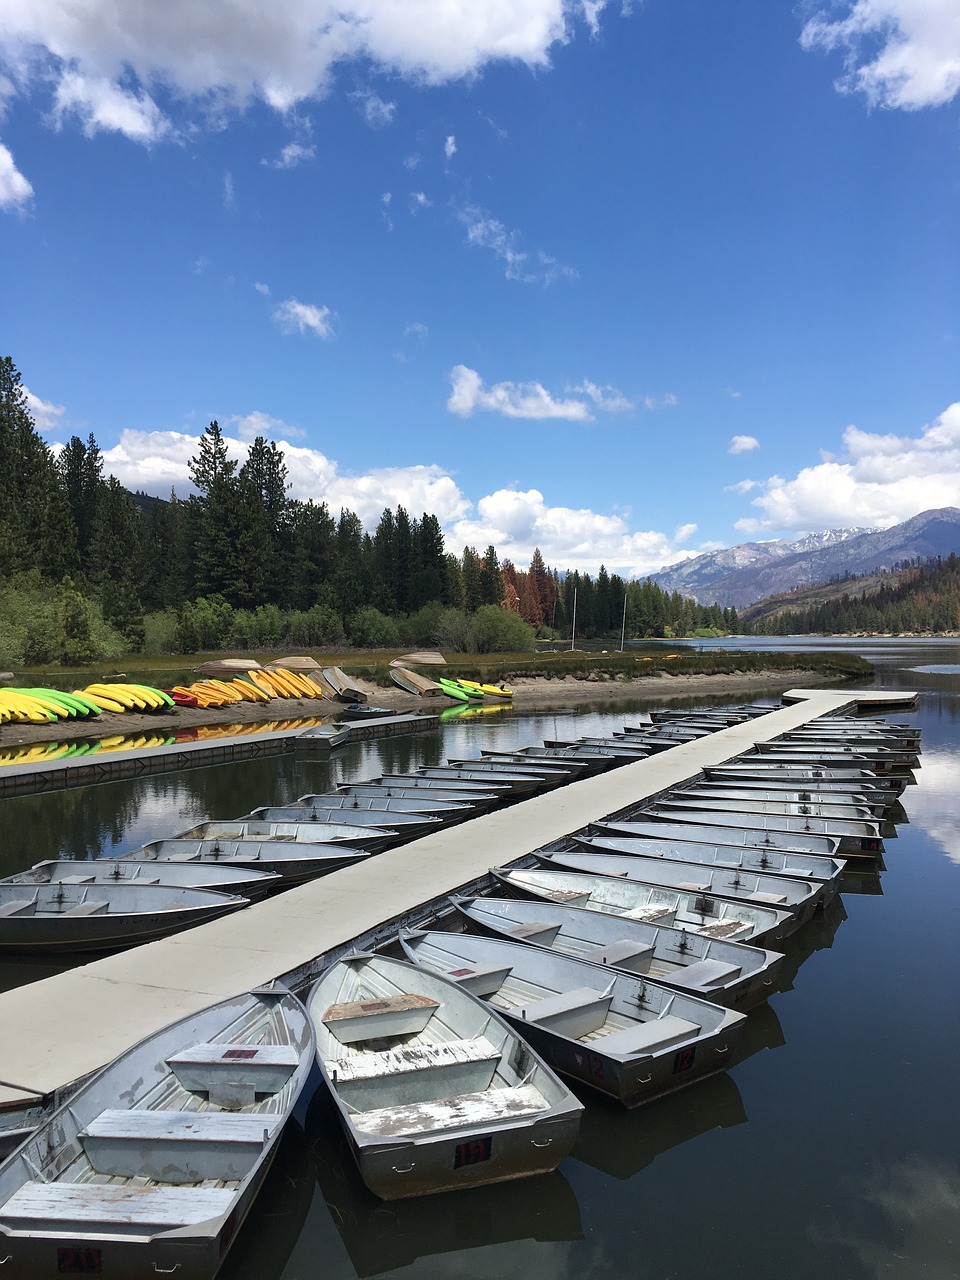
[0,683,173,724]
[169,667,333,709]
[436,677,513,704]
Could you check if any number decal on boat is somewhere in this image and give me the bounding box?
[673,1045,697,1074]
[455,1136,493,1167]
[57,1247,102,1273]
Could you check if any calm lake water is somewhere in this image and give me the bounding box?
[2,638,958,1279]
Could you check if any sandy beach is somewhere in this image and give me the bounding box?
[0,668,835,748]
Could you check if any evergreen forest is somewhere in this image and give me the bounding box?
[2,356,738,666]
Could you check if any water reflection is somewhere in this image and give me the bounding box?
[898,747,960,867]
[808,1158,960,1280]
[308,1093,582,1278]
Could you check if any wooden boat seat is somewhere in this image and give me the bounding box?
[61,901,108,916]
[80,1109,281,1182]
[327,1036,500,1110]
[505,921,562,942]
[542,889,592,905]
[748,891,789,904]
[353,1082,549,1138]
[514,986,613,1038]
[696,919,749,939]
[322,993,440,1044]
[663,958,741,989]
[678,882,711,893]
[0,1181,234,1232]
[621,905,674,923]
[583,940,655,969]
[57,874,97,884]
[595,1013,701,1056]
[167,1042,299,1107]
[0,899,35,917]
[445,962,512,997]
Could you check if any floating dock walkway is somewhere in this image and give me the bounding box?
[0,689,915,1135]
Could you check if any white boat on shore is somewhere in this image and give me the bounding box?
[0,881,247,952]
[400,929,747,1107]
[307,951,581,1199]
[453,893,783,1009]
[0,985,314,1280]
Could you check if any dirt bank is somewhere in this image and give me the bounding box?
[0,668,835,749]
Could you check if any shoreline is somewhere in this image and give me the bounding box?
[0,668,838,749]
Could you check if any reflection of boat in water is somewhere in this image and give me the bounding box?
[309,1091,582,1278]
[768,895,849,995]
[572,1070,748,1181]
[217,1121,315,1280]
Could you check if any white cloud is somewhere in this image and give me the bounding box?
[253,281,271,295]
[272,297,335,339]
[674,522,698,543]
[801,0,960,109]
[448,365,595,422]
[263,141,315,168]
[98,420,702,576]
[727,386,743,399]
[568,380,634,413]
[380,190,393,230]
[456,203,576,285]
[449,487,698,577]
[409,190,432,212]
[729,434,759,454]
[738,401,960,532]
[52,71,169,142]
[24,386,66,432]
[0,139,32,209]
[0,2,617,148]
[350,88,396,127]
[444,133,456,160]
[222,170,235,209]
[641,392,678,411]
[404,321,428,338]
[727,478,759,495]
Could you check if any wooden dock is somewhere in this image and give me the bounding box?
[0,689,914,1133]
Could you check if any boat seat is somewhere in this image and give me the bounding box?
[621,904,674,923]
[696,919,749,939]
[326,1036,500,1110]
[445,963,512,997]
[80,1109,281,1182]
[541,889,592,905]
[514,986,613,1039]
[322,993,440,1045]
[748,891,789,904]
[0,899,35,918]
[167,1042,299,1108]
[678,882,711,893]
[353,1082,549,1138]
[0,1181,235,1232]
[61,901,108,916]
[57,875,97,884]
[663,958,742,990]
[505,921,562,943]
[595,1014,701,1056]
[583,940,655,970]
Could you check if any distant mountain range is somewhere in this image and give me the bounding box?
[650,508,960,608]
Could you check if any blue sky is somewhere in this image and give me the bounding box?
[2,0,958,577]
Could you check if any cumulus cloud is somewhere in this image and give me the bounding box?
[729,434,759,454]
[737,401,960,533]
[263,141,315,168]
[409,190,431,212]
[0,139,32,209]
[801,0,960,109]
[448,365,595,422]
[272,297,335,338]
[674,522,698,543]
[641,392,678,412]
[24,386,66,432]
[444,134,456,161]
[456,203,577,285]
[568,380,634,413]
[98,418,705,576]
[0,2,616,146]
[448,487,698,577]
